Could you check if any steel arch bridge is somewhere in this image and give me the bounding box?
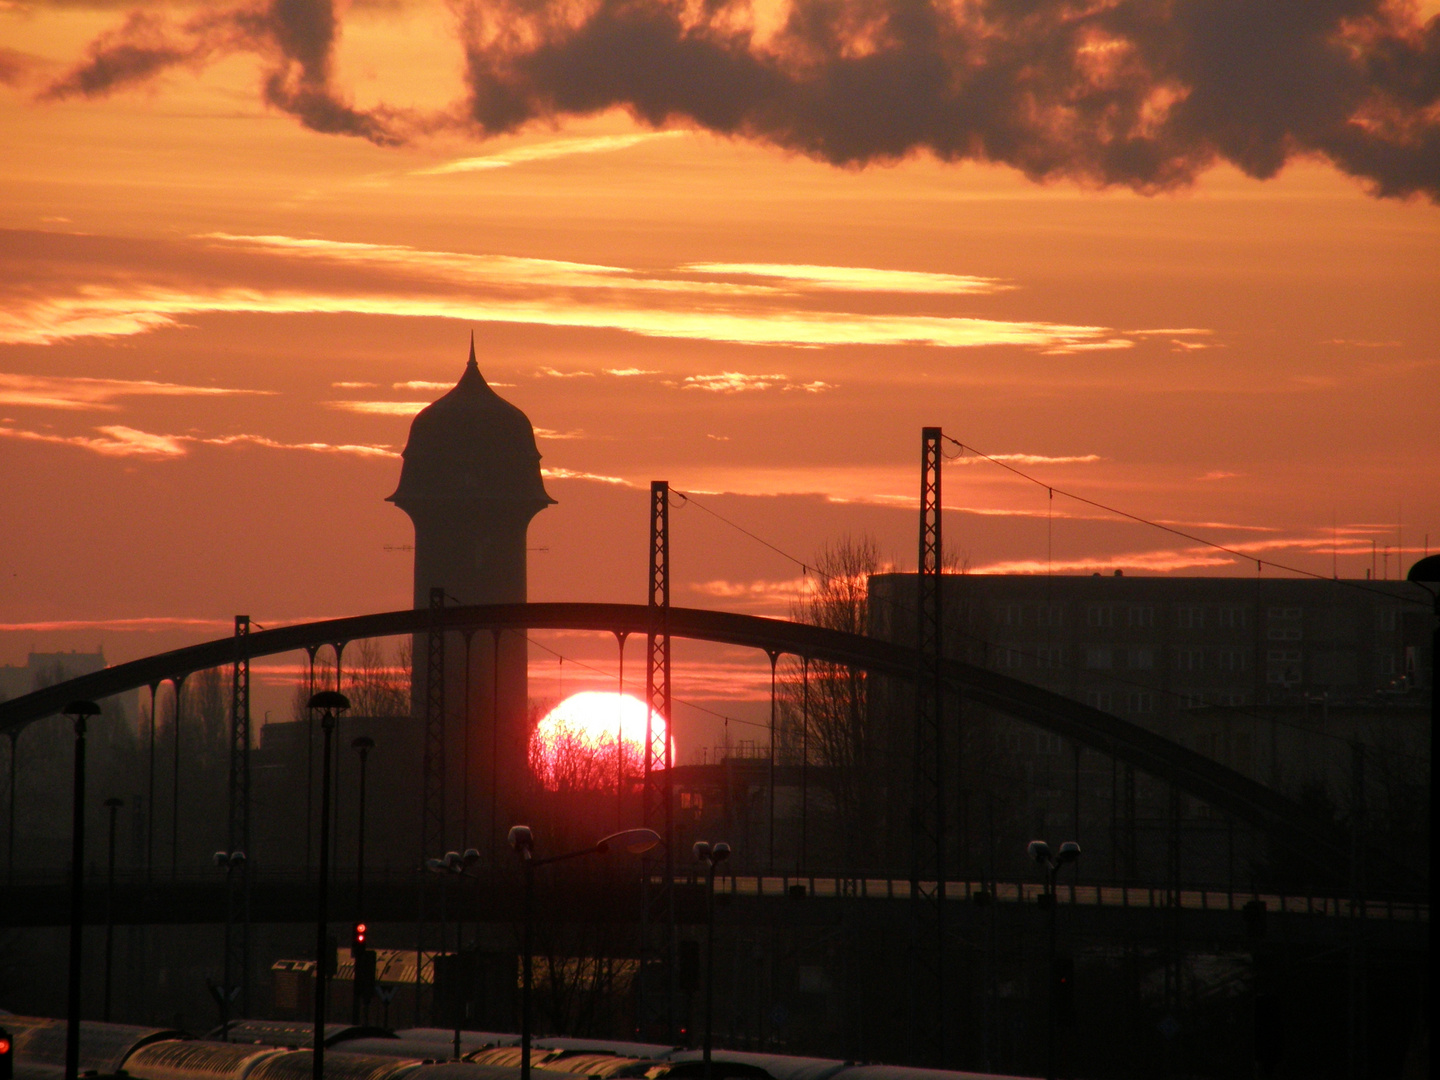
[0,601,1388,885]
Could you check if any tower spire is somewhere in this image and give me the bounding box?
[467,330,477,372]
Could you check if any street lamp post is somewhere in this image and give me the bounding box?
[509,825,660,1080]
[351,736,374,1025]
[1028,840,1080,1080]
[102,796,122,1023]
[212,850,246,1038]
[425,849,478,1058]
[308,690,349,1080]
[1406,556,1440,738]
[63,699,100,1080]
[694,841,732,1080]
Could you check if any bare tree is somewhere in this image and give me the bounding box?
[346,638,410,718]
[779,535,886,871]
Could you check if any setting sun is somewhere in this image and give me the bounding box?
[528,691,669,792]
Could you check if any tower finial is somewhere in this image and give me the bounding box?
[467,330,477,372]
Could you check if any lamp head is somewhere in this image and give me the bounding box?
[461,848,481,867]
[63,700,100,719]
[231,851,246,866]
[711,842,731,864]
[213,851,229,867]
[508,825,534,856]
[1407,554,1440,583]
[694,841,712,862]
[1056,841,1081,865]
[596,828,661,856]
[1027,840,1052,865]
[307,690,350,713]
[425,857,445,872]
[351,735,374,751]
[443,851,462,871]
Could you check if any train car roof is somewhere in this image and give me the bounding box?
[836,1067,1041,1080]
[124,1039,291,1080]
[8,1018,188,1075]
[532,1040,678,1059]
[393,1031,518,1049]
[664,1052,847,1080]
[213,1022,395,1048]
[246,1050,425,1080]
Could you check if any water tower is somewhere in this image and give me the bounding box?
[387,336,554,848]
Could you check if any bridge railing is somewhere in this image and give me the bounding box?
[693,872,1430,923]
[8,865,1427,923]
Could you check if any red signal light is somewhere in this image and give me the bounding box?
[354,922,367,943]
[0,1037,11,1054]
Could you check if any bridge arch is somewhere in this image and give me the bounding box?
[0,601,1388,883]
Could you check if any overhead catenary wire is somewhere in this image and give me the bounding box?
[940,434,1430,608]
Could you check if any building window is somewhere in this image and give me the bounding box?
[1379,654,1397,676]
[1086,689,1115,711]
[1216,606,1246,629]
[1216,649,1247,672]
[1085,646,1114,669]
[1176,605,1205,629]
[1378,608,1398,632]
[1037,605,1065,628]
[1036,732,1063,755]
[1087,604,1114,628]
[997,603,1023,627]
[1214,690,1248,706]
[1267,606,1302,620]
[994,647,1024,669]
[1127,604,1155,628]
[1175,648,1205,672]
[1266,626,1303,641]
[1179,691,1207,709]
[1035,645,1065,668]
[1128,690,1155,714]
[1128,647,1155,670]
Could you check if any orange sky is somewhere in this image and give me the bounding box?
[2,1,1437,752]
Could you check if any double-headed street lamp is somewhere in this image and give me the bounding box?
[509,825,660,1080]
[351,735,375,1025]
[1028,840,1080,1080]
[63,699,100,1080]
[212,849,247,1037]
[694,840,731,1080]
[102,796,123,1023]
[426,848,479,1058]
[308,690,349,1080]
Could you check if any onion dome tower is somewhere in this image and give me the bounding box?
[388,334,554,845]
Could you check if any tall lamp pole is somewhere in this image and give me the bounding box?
[1028,840,1080,1080]
[102,797,122,1023]
[212,850,246,1037]
[308,690,349,1080]
[509,826,660,1080]
[63,700,100,1080]
[426,848,478,1058]
[1406,556,1440,737]
[694,841,732,1080]
[351,736,374,1025]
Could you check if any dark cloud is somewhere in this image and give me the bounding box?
[0,48,46,87]
[456,0,1440,200]
[41,0,406,144]
[34,0,1440,199]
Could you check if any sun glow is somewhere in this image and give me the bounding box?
[529,692,668,792]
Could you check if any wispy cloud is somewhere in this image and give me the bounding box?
[686,263,1009,295]
[0,616,237,633]
[0,423,396,459]
[392,380,452,390]
[416,132,684,174]
[0,373,271,411]
[682,372,835,393]
[534,428,586,440]
[948,452,1103,467]
[540,467,635,486]
[332,380,377,389]
[535,367,595,378]
[3,230,1168,354]
[604,367,659,377]
[326,400,426,416]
